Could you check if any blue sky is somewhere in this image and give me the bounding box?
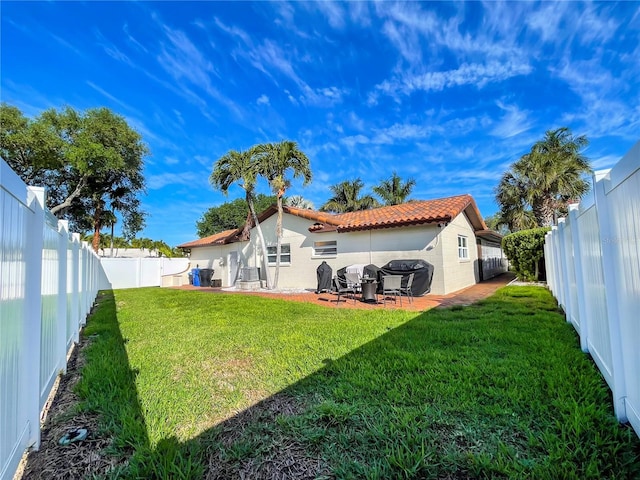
[2,1,639,247]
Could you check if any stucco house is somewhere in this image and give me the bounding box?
[177,194,506,295]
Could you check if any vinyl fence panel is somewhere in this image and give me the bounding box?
[544,141,639,437]
[99,257,190,289]
[0,159,100,480]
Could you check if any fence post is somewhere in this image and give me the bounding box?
[550,226,563,308]
[593,169,628,422]
[556,219,571,318]
[70,234,80,344]
[568,205,589,352]
[57,221,69,373]
[23,187,44,450]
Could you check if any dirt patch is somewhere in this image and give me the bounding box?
[15,336,125,480]
[206,394,328,479]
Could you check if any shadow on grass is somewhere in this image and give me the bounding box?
[47,287,640,479]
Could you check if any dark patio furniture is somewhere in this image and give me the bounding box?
[361,278,378,302]
[334,275,357,305]
[380,259,434,296]
[316,261,333,293]
[400,273,415,304]
[344,272,362,294]
[381,275,403,307]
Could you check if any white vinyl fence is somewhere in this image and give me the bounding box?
[99,257,190,290]
[1,159,100,480]
[544,141,639,438]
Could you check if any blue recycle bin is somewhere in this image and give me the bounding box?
[192,268,200,286]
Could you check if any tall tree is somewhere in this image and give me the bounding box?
[320,178,379,213]
[0,104,148,250]
[254,140,312,288]
[210,149,273,289]
[496,127,592,230]
[373,171,416,206]
[196,194,276,238]
[285,195,315,210]
[0,103,63,184]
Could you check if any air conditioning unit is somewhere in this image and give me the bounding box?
[241,267,259,282]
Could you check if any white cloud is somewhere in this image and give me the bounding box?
[122,23,148,53]
[147,172,201,190]
[490,102,533,139]
[341,134,370,148]
[377,60,533,97]
[311,1,346,29]
[257,94,270,106]
[86,81,138,114]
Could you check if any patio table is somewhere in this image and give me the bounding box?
[361,278,378,302]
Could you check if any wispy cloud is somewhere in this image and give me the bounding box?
[123,23,148,53]
[147,171,202,190]
[490,101,532,139]
[86,81,138,114]
[376,60,532,98]
[257,94,270,106]
[157,24,243,119]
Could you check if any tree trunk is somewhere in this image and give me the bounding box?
[247,193,273,290]
[92,218,101,252]
[50,175,88,215]
[110,221,115,257]
[274,193,284,289]
[532,196,555,227]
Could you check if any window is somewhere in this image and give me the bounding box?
[267,244,290,265]
[313,240,337,257]
[458,235,469,260]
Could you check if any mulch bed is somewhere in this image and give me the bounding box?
[15,336,125,480]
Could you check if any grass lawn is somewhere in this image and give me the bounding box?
[76,286,640,479]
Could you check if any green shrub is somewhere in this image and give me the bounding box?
[502,227,550,281]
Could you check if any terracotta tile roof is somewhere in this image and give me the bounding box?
[177,228,240,248]
[179,194,495,248]
[332,194,485,232]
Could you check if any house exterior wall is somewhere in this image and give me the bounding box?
[186,241,249,287]
[255,214,449,293]
[439,212,479,294]
[185,210,499,294]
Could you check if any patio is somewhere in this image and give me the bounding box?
[174,272,516,311]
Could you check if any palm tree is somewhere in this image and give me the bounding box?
[254,140,312,289]
[320,178,379,213]
[373,171,416,206]
[495,127,592,229]
[210,149,273,289]
[285,195,315,210]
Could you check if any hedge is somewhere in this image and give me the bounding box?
[502,227,551,281]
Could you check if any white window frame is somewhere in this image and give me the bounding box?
[458,235,469,260]
[313,240,337,258]
[267,243,291,265]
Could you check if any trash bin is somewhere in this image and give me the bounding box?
[192,268,200,286]
[188,272,193,285]
[199,268,214,287]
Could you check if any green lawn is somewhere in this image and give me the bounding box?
[76,286,639,479]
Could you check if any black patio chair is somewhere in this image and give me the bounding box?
[401,273,415,304]
[334,275,357,305]
[381,275,403,307]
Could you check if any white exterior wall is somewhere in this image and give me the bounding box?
[186,211,492,295]
[253,214,448,291]
[241,214,452,293]
[440,211,479,294]
[186,241,248,287]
